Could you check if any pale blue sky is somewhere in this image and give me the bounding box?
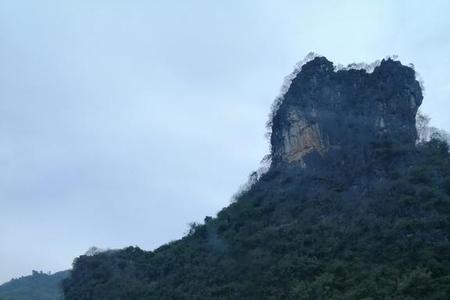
[1,0,450,283]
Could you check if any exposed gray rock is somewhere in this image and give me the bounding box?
[270,56,423,168]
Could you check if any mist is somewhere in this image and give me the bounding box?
[1,0,450,284]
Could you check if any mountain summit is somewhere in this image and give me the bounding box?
[63,56,450,300]
[270,56,422,168]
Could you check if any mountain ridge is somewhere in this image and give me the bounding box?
[0,270,69,300]
[60,55,450,299]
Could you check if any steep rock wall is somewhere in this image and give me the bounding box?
[270,57,423,168]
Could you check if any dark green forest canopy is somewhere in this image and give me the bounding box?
[63,139,450,300]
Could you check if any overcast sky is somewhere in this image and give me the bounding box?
[1,0,450,284]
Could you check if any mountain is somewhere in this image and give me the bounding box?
[0,270,69,300]
[63,56,450,299]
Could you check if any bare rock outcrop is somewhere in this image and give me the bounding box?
[270,56,423,168]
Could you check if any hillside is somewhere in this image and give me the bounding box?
[63,56,450,299]
[0,270,69,300]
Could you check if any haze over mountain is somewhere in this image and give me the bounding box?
[60,56,450,299]
[2,1,450,285]
[0,270,69,300]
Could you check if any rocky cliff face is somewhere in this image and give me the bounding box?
[270,57,423,168]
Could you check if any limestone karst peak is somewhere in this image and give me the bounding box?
[269,56,423,168]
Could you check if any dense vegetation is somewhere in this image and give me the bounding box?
[0,270,69,300]
[63,138,450,299]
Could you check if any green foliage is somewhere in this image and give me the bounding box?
[443,177,450,195]
[64,139,450,300]
[0,270,69,300]
[398,268,433,297]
